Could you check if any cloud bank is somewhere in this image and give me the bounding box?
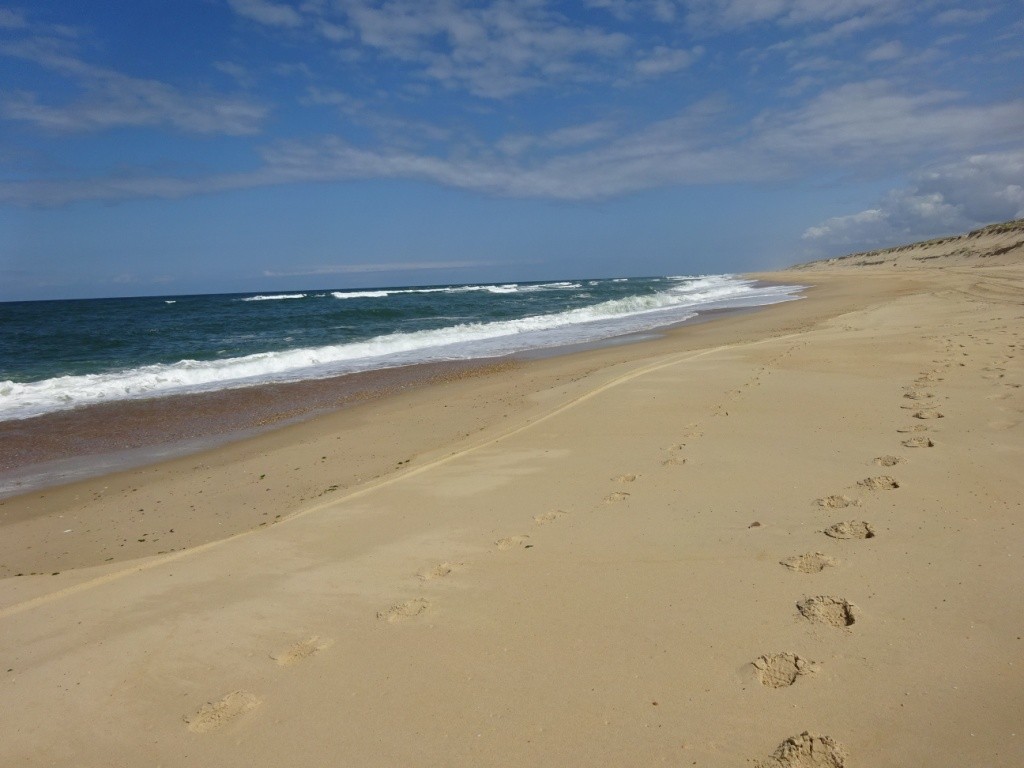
[802,150,1024,251]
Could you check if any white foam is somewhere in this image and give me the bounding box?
[330,282,581,299]
[241,293,307,301]
[0,276,803,421]
[332,290,393,299]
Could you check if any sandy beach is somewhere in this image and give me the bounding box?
[1,222,1022,766]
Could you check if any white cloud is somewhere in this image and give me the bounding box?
[1,89,266,134]
[584,0,679,22]
[933,8,994,26]
[754,81,1024,166]
[497,120,617,156]
[634,45,703,77]
[316,20,351,41]
[864,40,903,61]
[803,13,887,46]
[332,1,631,98]
[0,38,268,134]
[226,0,303,28]
[0,8,27,28]
[802,150,1024,250]
[802,208,885,241]
[213,60,254,87]
[683,0,900,30]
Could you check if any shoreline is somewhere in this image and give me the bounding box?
[1,251,1021,766]
[0,288,796,500]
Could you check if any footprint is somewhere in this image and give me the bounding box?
[896,424,929,433]
[612,473,638,483]
[780,552,837,573]
[902,436,935,448]
[913,410,944,419]
[756,732,848,768]
[873,455,903,467]
[796,596,857,628]
[378,598,430,623]
[418,562,461,581]
[858,475,899,490]
[604,491,630,503]
[815,494,859,509]
[752,652,819,688]
[662,445,687,466]
[184,691,260,733]
[824,521,875,540]
[534,510,566,525]
[496,535,531,551]
[271,636,332,666]
[903,390,934,400]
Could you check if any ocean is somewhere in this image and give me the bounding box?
[0,274,803,424]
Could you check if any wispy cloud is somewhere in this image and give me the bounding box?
[360,1,632,98]
[864,40,904,62]
[933,7,995,25]
[227,0,635,98]
[0,37,267,134]
[754,81,1024,164]
[496,120,618,156]
[0,8,27,28]
[226,0,303,28]
[634,45,704,77]
[683,0,902,32]
[3,79,1022,206]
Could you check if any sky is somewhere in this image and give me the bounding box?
[1,1,1022,301]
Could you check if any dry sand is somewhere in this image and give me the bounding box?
[1,221,1022,766]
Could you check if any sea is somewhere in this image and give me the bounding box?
[0,274,804,424]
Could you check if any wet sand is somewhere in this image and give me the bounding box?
[0,358,518,497]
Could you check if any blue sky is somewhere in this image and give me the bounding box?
[1,0,1022,300]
